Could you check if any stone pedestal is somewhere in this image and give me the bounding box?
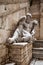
[9,42,32,65]
[0,44,9,65]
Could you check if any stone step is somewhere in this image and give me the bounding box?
[33,48,43,50]
[33,53,43,59]
[33,39,43,59]
[33,48,43,59]
[33,40,43,42]
[33,40,43,48]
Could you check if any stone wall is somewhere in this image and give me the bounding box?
[40,0,43,39]
[0,0,30,44]
[30,0,40,39]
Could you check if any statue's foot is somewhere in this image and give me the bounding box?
[34,38,37,41]
[8,38,14,44]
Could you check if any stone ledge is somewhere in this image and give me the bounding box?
[0,0,29,4]
[0,2,28,17]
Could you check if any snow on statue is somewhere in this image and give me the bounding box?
[8,13,38,43]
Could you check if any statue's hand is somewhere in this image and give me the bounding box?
[8,38,14,43]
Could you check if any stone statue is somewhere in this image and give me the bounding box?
[21,14,38,42]
[8,16,26,43]
[21,13,33,42]
[8,13,38,43]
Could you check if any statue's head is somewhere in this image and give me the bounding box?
[19,16,26,25]
[26,13,32,23]
[17,16,26,28]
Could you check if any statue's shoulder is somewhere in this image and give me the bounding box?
[16,16,26,30]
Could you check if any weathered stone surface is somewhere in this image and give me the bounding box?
[0,29,11,44]
[0,4,20,17]
[0,0,13,4]
[0,0,19,4]
[0,0,29,4]
[0,45,8,57]
[34,24,40,39]
[0,18,2,28]
[19,9,25,19]
[30,4,39,14]
[2,15,17,30]
[32,0,40,4]
[6,4,20,12]
[40,3,43,16]
[0,0,29,64]
[19,0,28,3]
[40,30,43,39]
[0,5,6,16]
[40,0,43,3]
[32,15,40,39]
[40,17,43,39]
[2,9,25,30]
[0,0,29,44]
[35,61,43,65]
[0,3,29,17]
[20,2,28,9]
[9,43,32,65]
[30,60,43,65]
[30,59,36,65]
[0,44,8,64]
[32,15,40,21]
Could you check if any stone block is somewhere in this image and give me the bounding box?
[40,17,43,39]
[0,44,8,64]
[0,0,13,4]
[0,4,20,17]
[40,0,43,3]
[20,2,28,9]
[0,0,29,4]
[0,18,2,28]
[19,0,28,3]
[0,5,6,16]
[0,44,8,57]
[2,14,18,30]
[30,4,40,14]
[19,9,25,19]
[5,4,20,13]
[0,29,11,44]
[40,3,43,16]
[34,25,40,39]
[2,9,26,30]
[9,43,32,65]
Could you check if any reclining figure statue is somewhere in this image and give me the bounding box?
[8,16,26,43]
[8,13,38,43]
